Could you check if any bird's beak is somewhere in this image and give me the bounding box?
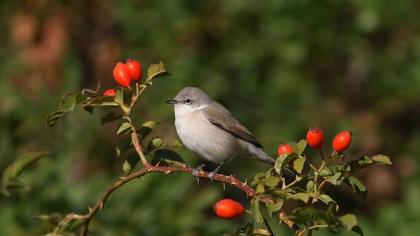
[166,99,178,104]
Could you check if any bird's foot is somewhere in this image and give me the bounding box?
[192,164,205,177]
[208,170,216,180]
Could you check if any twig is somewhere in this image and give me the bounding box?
[59,163,272,236]
[125,115,148,166]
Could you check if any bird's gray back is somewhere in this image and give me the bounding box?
[203,101,263,148]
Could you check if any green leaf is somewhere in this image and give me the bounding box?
[116,122,131,135]
[292,156,305,174]
[352,226,364,236]
[265,200,284,216]
[274,153,297,174]
[85,96,118,106]
[306,180,315,192]
[263,176,281,188]
[325,172,342,185]
[251,199,265,232]
[61,93,78,111]
[2,151,50,196]
[138,120,158,138]
[295,139,307,155]
[46,93,78,127]
[153,149,184,164]
[318,194,336,206]
[146,61,169,81]
[260,205,284,236]
[101,112,122,125]
[46,110,65,127]
[256,184,265,193]
[122,160,131,175]
[340,214,358,231]
[147,137,165,152]
[290,193,310,203]
[115,136,132,158]
[371,154,392,165]
[114,88,124,106]
[319,166,333,177]
[346,176,367,199]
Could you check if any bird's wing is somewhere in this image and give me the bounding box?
[202,102,263,148]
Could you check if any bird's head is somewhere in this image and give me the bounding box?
[166,87,213,117]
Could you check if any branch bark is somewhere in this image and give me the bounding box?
[58,163,272,236]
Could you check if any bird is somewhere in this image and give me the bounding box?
[166,87,275,176]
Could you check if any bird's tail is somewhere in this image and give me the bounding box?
[248,145,275,165]
[248,146,298,177]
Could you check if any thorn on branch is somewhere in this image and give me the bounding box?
[57,163,271,236]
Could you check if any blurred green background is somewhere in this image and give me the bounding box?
[1,0,420,235]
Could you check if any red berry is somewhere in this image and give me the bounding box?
[306,127,324,149]
[277,143,293,156]
[103,89,116,96]
[126,58,142,81]
[332,130,352,153]
[113,62,131,87]
[213,199,245,219]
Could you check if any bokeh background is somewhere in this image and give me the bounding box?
[1,0,420,235]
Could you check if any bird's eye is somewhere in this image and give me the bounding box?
[185,99,192,104]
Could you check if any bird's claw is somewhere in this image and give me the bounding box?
[192,164,205,177]
[208,171,216,180]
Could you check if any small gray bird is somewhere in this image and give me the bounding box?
[167,87,275,176]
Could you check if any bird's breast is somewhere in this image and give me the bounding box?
[175,112,240,163]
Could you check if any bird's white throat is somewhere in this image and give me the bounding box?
[174,104,208,118]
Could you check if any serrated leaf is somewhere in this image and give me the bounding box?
[318,194,336,206]
[101,113,122,125]
[250,199,264,230]
[325,172,342,185]
[265,200,284,216]
[346,176,367,199]
[260,205,284,236]
[290,193,310,203]
[273,189,287,198]
[147,137,165,152]
[167,139,183,148]
[122,160,131,175]
[255,183,265,193]
[2,151,50,195]
[83,96,118,107]
[46,110,65,127]
[274,153,297,174]
[371,154,392,165]
[306,180,315,192]
[153,149,184,164]
[115,146,121,158]
[46,93,78,127]
[138,120,158,138]
[263,176,281,188]
[292,156,305,174]
[147,61,169,81]
[115,136,132,158]
[61,93,78,111]
[116,122,131,135]
[114,88,123,104]
[295,139,307,155]
[352,226,364,236]
[319,166,333,177]
[37,213,63,225]
[340,214,358,231]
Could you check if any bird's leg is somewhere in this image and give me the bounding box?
[192,164,206,177]
[208,160,228,179]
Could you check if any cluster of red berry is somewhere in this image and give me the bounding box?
[103,58,143,96]
[213,129,353,219]
[278,128,352,156]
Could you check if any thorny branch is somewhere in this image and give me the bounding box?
[56,163,273,236]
